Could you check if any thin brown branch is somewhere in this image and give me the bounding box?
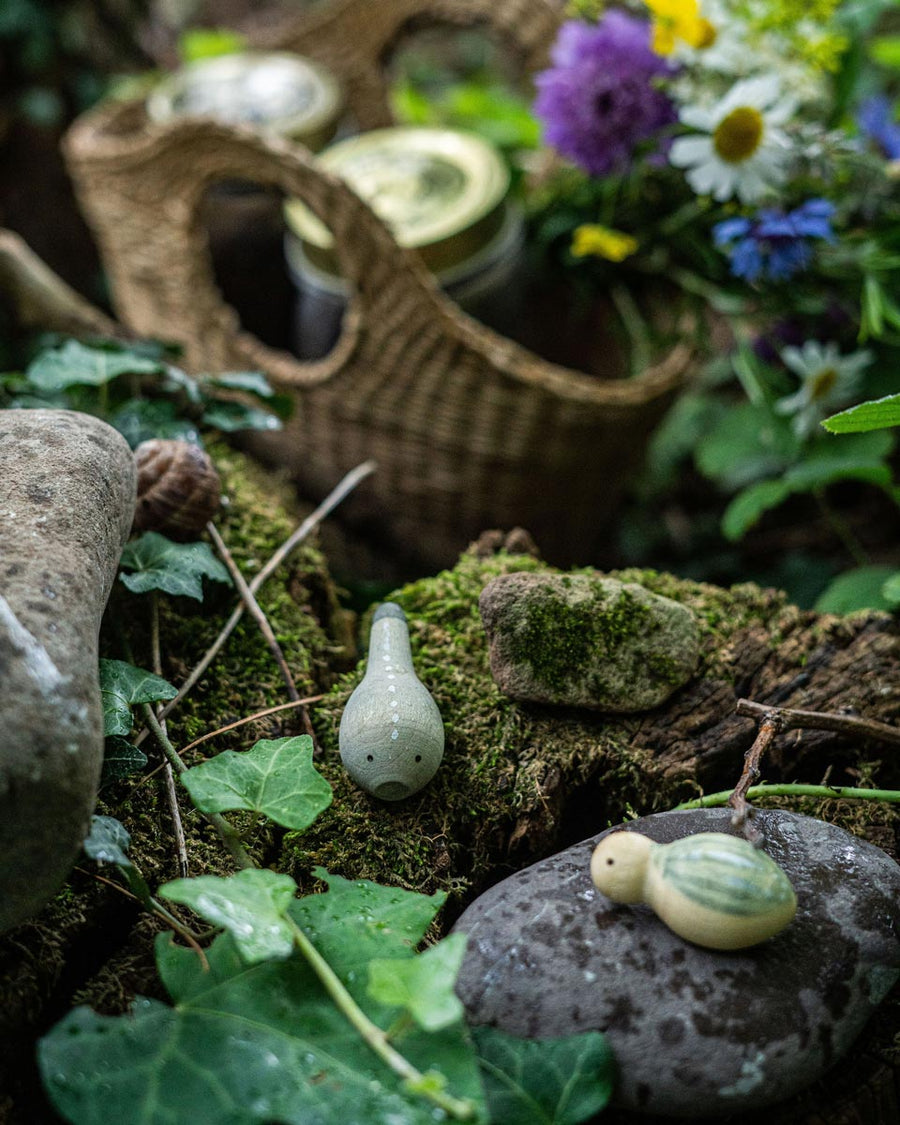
[727,712,785,840]
[735,698,900,745]
[206,521,315,744]
[134,458,376,744]
[152,593,189,879]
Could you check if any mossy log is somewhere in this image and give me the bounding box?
[2,464,900,1122]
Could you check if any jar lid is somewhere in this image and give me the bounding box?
[284,127,511,275]
[146,51,342,149]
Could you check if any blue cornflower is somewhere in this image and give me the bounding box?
[858,95,900,160]
[713,199,835,283]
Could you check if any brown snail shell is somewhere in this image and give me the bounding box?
[132,439,221,538]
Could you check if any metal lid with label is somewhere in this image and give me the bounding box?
[146,51,343,150]
[284,127,511,275]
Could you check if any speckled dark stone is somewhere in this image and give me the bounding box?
[0,410,135,931]
[453,808,900,1118]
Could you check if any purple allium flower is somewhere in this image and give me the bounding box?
[858,95,900,160]
[533,14,677,177]
[713,199,835,284]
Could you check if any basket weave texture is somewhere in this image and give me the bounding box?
[63,0,694,571]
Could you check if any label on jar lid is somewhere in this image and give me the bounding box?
[146,51,342,149]
[284,127,511,274]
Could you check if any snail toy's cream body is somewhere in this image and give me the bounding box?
[339,603,444,800]
[591,830,797,950]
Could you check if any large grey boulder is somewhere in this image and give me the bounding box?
[479,571,700,712]
[0,410,136,931]
[453,808,900,1118]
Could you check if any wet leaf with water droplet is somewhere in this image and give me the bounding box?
[368,934,467,1031]
[160,869,297,964]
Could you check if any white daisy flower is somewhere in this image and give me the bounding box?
[669,75,795,202]
[775,340,873,438]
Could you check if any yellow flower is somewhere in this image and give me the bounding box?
[643,0,716,56]
[571,224,639,262]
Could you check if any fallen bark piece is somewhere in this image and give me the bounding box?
[0,410,136,932]
[479,571,700,711]
[453,807,900,1118]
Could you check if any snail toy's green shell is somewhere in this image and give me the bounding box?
[591,831,797,950]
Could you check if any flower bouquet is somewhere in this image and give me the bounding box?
[523,0,900,610]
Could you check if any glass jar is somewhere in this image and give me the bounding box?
[283,126,527,359]
[146,51,345,347]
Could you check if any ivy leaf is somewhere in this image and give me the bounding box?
[119,532,231,600]
[472,1026,616,1125]
[200,399,282,433]
[25,340,164,391]
[182,736,332,831]
[161,869,298,964]
[109,398,201,449]
[39,922,488,1124]
[368,933,467,1031]
[83,815,133,867]
[202,371,274,398]
[822,392,900,434]
[290,868,446,992]
[82,815,154,905]
[99,658,177,737]
[101,736,148,784]
[814,564,899,613]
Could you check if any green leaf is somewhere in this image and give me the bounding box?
[25,340,164,391]
[178,26,246,62]
[161,869,298,963]
[203,371,274,398]
[119,532,231,600]
[822,393,900,433]
[109,398,201,449]
[99,658,177,737]
[83,815,154,905]
[814,565,899,613]
[200,399,282,433]
[83,815,133,867]
[882,571,900,607]
[472,1026,616,1125]
[101,736,148,784]
[289,869,446,993]
[368,933,467,1031]
[870,34,900,67]
[40,927,488,1124]
[694,402,799,489]
[181,736,332,830]
[721,479,791,541]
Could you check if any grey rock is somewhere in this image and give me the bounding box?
[453,808,900,1118]
[0,410,136,931]
[479,572,700,712]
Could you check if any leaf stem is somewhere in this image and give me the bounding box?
[676,782,900,809]
[142,704,257,872]
[287,918,476,1121]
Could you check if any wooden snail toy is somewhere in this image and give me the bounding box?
[590,830,797,950]
[339,603,444,800]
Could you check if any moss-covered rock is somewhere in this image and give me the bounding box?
[478,571,700,711]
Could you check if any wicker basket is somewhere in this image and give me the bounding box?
[63,0,695,574]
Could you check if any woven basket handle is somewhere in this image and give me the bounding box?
[255,0,561,129]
